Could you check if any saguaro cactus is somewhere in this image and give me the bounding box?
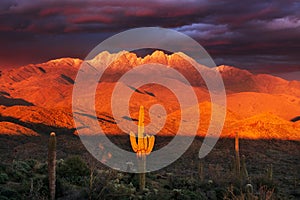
[235,132,241,178]
[129,106,155,191]
[48,132,56,200]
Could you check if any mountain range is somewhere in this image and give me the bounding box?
[0,51,299,140]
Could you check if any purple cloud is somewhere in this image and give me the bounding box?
[0,0,299,77]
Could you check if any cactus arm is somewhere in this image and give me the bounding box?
[145,135,155,155]
[130,131,139,152]
[143,137,148,150]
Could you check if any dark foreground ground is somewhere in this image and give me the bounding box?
[0,134,299,199]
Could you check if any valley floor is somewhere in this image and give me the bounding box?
[0,134,299,199]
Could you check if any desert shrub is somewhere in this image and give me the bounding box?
[181,189,203,200]
[6,160,33,182]
[0,173,8,184]
[24,159,38,169]
[0,196,8,200]
[57,156,89,185]
[6,167,25,182]
[12,160,31,173]
[32,176,49,197]
[214,187,227,199]
[124,173,138,189]
[18,176,49,199]
[5,160,32,182]
[102,178,136,200]
[0,187,21,200]
[0,159,52,199]
[253,176,277,194]
[34,162,47,174]
[57,156,89,177]
[171,177,199,191]
[0,163,7,173]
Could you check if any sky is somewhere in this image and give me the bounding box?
[0,0,299,79]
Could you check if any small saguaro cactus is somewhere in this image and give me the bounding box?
[198,159,204,182]
[245,183,254,199]
[48,132,56,200]
[129,105,155,191]
[241,155,248,180]
[233,132,249,184]
[235,132,241,178]
[266,163,273,181]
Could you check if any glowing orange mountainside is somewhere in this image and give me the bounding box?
[0,51,299,140]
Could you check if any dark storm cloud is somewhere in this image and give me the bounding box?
[0,0,299,76]
[1,0,298,35]
[0,0,207,33]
